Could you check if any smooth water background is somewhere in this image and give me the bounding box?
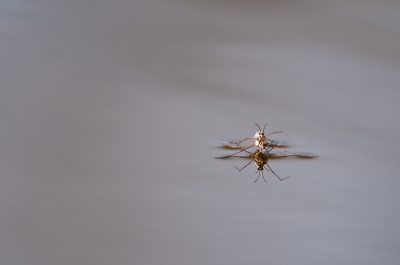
[1,1,400,264]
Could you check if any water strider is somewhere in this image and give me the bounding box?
[216,123,317,183]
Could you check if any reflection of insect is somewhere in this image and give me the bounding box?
[217,145,291,183]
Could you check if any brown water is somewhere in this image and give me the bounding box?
[1,0,400,264]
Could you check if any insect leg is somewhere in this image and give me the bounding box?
[265,163,290,181]
[215,145,255,159]
[261,170,268,183]
[254,171,261,183]
[234,159,253,171]
[229,137,255,145]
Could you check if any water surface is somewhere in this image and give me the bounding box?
[1,0,400,264]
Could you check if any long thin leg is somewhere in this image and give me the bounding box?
[254,171,268,183]
[262,144,275,155]
[224,142,254,150]
[254,171,261,183]
[261,171,268,183]
[271,146,298,155]
[229,137,256,145]
[265,131,289,138]
[262,136,297,156]
[269,154,298,158]
[218,154,252,158]
[234,159,253,171]
[215,145,254,159]
[265,163,290,181]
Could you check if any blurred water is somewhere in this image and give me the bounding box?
[1,0,400,264]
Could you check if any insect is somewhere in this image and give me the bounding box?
[223,123,296,157]
[228,123,277,149]
[217,145,291,183]
[216,123,318,183]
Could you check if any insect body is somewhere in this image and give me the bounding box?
[225,123,296,156]
[231,123,288,149]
